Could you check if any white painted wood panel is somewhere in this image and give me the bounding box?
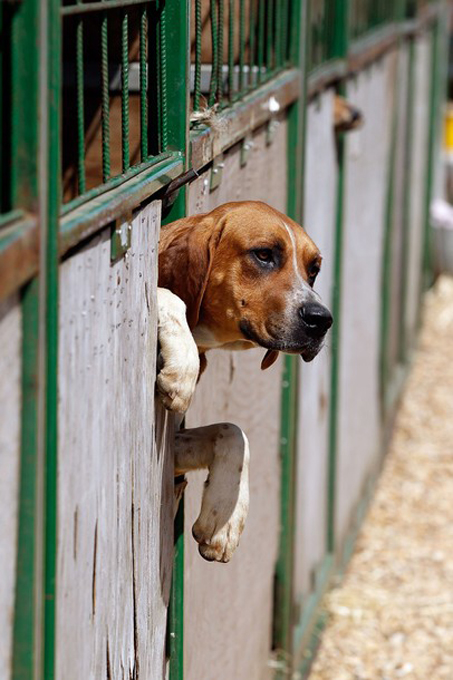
[336,53,396,549]
[56,201,174,679]
[295,88,338,600]
[405,33,432,349]
[0,296,22,680]
[184,119,287,680]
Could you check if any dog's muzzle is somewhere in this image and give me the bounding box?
[297,302,333,362]
[299,302,333,338]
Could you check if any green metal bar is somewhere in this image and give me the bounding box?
[163,2,189,677]
[61,151,177,216]
[248,0,255,88]
[228,0,235,99]
[159,1,168,150]
[239,0,245,93]
[266,0,274,74]
[379,38,399,413]
[422,19,441,291]
[121,11,130,171]
[9,0,41,673]
[209,0,219,106]
[12,282,40,680]
[257,0,264,83]
[327,0,349,556]
[76,18,86,194]
[168,499,185,680]
[273,0,304,669]
[327,128,344,555]
[194,0,202,110]
[140,9,148,161]
[101,13,111,182]
[147,2,160,156]
[10,0,39,209]
[61,0,156,16]
[0,4,10,213]
[398,36,415,363]
[216,0,225,103]
[282,0,289,64]
[273,355,299,658]
[275,0,282,68]
[43,0,61,672]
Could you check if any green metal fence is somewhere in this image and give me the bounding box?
[0,0,449,678]
[307,0,337,71]
[349,0,396,40]
[190,0,296,112]
[61,0,174,207]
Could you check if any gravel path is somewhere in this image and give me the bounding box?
[308,276,453,680]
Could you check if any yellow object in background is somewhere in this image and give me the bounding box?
[445,103,453,152]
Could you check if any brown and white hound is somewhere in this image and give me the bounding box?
[156,201,332,562]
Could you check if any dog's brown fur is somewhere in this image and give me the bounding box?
[158,201,322,371]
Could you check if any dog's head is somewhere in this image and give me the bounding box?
[159,201,332,369]
[333,95,364,133]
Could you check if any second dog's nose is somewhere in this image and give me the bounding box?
[299,303,333,337]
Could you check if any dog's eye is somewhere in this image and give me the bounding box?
[307,264,320,286]
[253,249,274,264]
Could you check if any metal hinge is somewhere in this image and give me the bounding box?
[210,155,224,191]
[111,212,132,261]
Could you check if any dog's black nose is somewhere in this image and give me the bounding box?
[299,303,333,337]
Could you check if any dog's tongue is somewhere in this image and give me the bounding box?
[261,349,279,370]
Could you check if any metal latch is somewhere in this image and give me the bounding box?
[240,135,254,167]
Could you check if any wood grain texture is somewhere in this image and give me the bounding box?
[0,296,22,680]
[336,52,396,548]
[405,33,432,350]
[184,119,287,680]
[295,89,338,600]
[56,201,174,679]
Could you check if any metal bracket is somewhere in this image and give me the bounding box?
[111,212,132,261]
[266,119,280,146]
[240,135,254,167]
[210,155,224,192]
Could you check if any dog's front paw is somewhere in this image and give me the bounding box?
[156,288,200,413]
[191,423,250,563]
[156,353,199,413]
[192,498,248,563]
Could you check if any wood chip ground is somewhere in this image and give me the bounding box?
[307,275,453,680]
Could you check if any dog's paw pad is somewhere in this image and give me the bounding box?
[192,512,246,563]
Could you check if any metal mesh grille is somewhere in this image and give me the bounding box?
[190,0,295,115]
[61,0,166,206]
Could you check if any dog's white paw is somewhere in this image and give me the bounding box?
[192,499,248,563]
[156,358,199,413]
[191,424,250,563]
[156,288,200,413]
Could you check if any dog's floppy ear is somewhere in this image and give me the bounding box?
[158,214,226,329]
[261,349,279,370]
